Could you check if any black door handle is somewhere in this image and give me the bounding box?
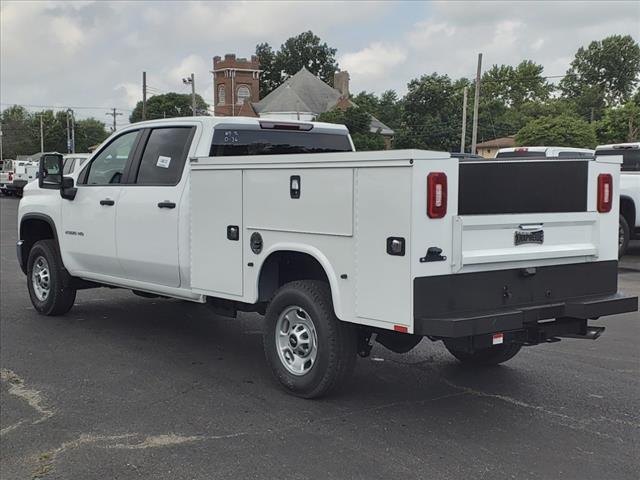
[157,201,176,209]
[100,199,115,206]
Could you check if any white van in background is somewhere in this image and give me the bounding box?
[496,146,595,158]
[63,154,91,176]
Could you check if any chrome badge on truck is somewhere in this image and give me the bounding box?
[514,229,544,246]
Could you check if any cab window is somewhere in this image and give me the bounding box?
[134,127,193,185]
[80,131,139,185]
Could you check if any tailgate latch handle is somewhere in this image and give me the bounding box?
[420,247,447,263]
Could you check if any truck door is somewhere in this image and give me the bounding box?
[61,130,141,278]
[115,126,195,287]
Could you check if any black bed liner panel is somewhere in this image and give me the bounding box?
[458,160,589,215]
[413,261,637,337]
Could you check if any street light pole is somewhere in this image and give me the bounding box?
[183,73,196,116]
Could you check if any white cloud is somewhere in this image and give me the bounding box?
[339,43,407,91]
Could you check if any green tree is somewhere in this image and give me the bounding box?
[129,92,210,123]
[75,118,109,152]
[596,102,640,144]
[255,42,279,98]
[560,35,640,120]
[317,106,384,151]
[1,105,37,158]
[255,31,338,96]
[515,114,597,148]
[351,90,402,130]
[394,73,463,151]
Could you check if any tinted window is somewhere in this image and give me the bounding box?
[558,151,593,158]
[597,149,640,172]
[63,158,75,175]
[210,129,352,156]
[495,151,545,158]
[82,131,139,185]
[136,127,192,185]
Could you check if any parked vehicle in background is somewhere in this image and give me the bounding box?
[596,142,640,256]
[63,154,91,176]
[495,146,595,158]
[16,117,637,398]
[1,159,39,196]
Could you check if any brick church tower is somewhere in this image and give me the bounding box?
[212,54,260,116]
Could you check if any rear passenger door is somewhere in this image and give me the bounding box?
[115,126,195,287]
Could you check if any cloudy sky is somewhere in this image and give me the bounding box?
[1,0,639,126]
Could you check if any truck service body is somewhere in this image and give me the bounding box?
[17,117,638,397]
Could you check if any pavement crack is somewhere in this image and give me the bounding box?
[1,368,54,436]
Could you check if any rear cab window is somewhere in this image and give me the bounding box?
[597,149,640,172]
[210,125,352,157]
[134,127,194,185]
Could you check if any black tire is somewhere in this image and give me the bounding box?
[263,280,357,398]
[27,239,76,316]
[619,215,630,258]
[444,341,522,366]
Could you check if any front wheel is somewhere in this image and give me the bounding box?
[444,341,522,366]
[27,240,76,315]
[263,281,357,398]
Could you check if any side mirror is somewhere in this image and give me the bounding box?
[61,176,77,200]
[39,153,63,190]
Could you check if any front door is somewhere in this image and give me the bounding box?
[60,130,140,278]
[115,126,195,287]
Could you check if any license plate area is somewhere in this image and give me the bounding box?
[515,229,544,246]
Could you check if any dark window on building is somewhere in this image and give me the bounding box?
[136,127,193,185]
[210,129,352,156]
[597,149,640,172]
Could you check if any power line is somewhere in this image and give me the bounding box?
[0,102,132,112]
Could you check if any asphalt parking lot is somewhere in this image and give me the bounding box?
[1,195,639,480]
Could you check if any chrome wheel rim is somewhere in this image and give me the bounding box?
[275,306,318,376]
[32,256,51,301]
[619,223,625,248]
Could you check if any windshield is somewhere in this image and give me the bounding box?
[597,149,640,172]
[210,129,352,156]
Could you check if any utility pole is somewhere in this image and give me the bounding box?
[142,71,147,121]
[37,114,44,153]
[106,108,122,132]
[0,123,3,163]
[471,53,482,155]
[66,109,75,153]
[183,73,196,116]
[460,86,468,153]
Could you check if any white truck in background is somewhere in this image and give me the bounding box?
[496,146,595,158]
[596,142,640,256]
[17,117,637,398]
[1,159,39,196]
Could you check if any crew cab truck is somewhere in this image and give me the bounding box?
[18,117,638,398]
[595,142,640,256]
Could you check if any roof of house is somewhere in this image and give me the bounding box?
[253,67,394,136]
[475,136,515,148]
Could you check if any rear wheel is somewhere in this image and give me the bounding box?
[263,280,357,398]
[619,214,630,258]
[444,341,522,366]
[27,240,76,315]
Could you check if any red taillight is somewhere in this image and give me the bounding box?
[427,172,447,218]
[597,173,613,213]
[7,172,13,182]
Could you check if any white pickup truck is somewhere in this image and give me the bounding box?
[1,159,39,196]
[17,117,638,398]
[596,143,640,256]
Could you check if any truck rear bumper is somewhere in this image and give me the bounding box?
[413,261,638,338]
[415,293,637,337]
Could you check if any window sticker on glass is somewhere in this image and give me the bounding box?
[157,155,172,168]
